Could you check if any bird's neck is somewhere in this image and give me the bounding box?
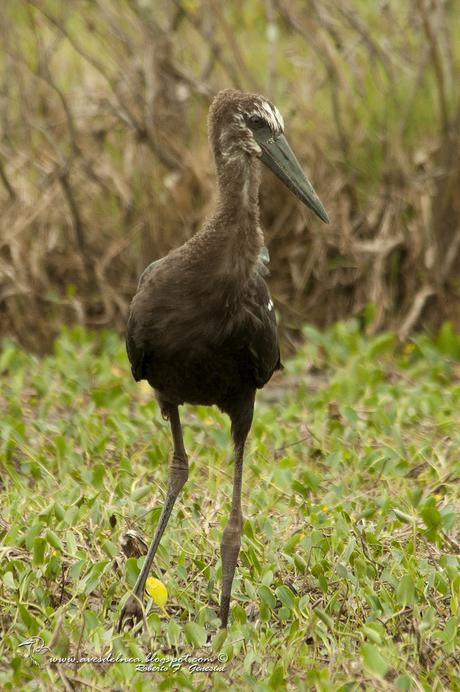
[210,154,264,281]
[216,154,261,220]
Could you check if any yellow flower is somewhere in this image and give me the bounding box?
[145,577,168,608]
[403,342,415,353]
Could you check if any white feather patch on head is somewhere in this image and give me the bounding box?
[245,99,284,135]
[222,96,284,162]
[260,100,284,133]
[234,99,284,135]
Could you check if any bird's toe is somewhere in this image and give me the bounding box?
[117,594,144,633]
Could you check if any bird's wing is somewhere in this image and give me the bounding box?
[257,245,270,276]
[137,257,165,288]
[125,313,146,381]
[239,272,281,388]
[126,258,166,381]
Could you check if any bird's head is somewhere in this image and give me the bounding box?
[208,89,329,223]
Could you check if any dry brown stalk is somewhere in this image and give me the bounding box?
[0,0,459,350]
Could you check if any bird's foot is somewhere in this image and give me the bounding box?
[117,593,144,633]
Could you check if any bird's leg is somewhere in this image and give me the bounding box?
[220,442,244,628]
[118,405,188,632]
[220,394,254,628]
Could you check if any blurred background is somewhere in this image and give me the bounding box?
[1,0,459,351]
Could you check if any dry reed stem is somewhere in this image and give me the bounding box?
[0,0,459,351]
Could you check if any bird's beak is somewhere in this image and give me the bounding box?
[255,130,330,223]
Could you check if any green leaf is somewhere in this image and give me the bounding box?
[184,622,207,647]
[361,625,382,645]
[393,508,415,524]
[131,485,151,502]
[268,663,285,688]
[212,628,227,653]
[45,529,64,553]
[84,610,99,631]
[275,585,297,610]
[291,480,309,498]
[53,503,65,521]
[368,333,395,357]
[318,574,328,594]
[259,602,270,622]
[65,530,78,555]
[436,321,460,358]
[125,557,140,587]
[244,578,257,600]
[396,575,416,605]
[336,563,350,579]
[91,463,105,489]
[342,406,358,422]
[360,643,390,678]
[3,571,16,590]
[363,302,377,326]
[440,616,458,645]
[395,673,412,691]
[19,604,39,634]
[315,608,334,630]
[32,536,46,565]
[101,540,117,558]
[300,468,320,492]
[421,505,442,529]
[261,570,273,586]
[167,619,181,647]
[278,606,291,620]
[79,560,110,594]
[258,585,276,609]
[23,523,43,549]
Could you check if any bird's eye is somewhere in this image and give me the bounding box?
[248,115,265,129]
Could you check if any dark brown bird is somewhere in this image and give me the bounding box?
[118,89,329,632]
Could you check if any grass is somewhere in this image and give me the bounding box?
[0,322,459,690]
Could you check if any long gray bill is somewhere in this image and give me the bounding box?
[255,130,329,224]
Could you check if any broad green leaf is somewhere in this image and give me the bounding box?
[184,622,207,647]
[45,529,64,553]
[275,585,297,610]
[3,571,16,590]
[268,663,285,688]
[396,575,416,605]
[361,625,382,645]
[167,619,181,647]
[79,560,110,594]
[212,628,227,653]
[360,643,390,678]
[125,557,140,587]
[421,506,442,530]
[259,585,276,609]
[32,536,46,565]
[395,673,412,691]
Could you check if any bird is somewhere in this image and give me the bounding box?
[117,88,329,632]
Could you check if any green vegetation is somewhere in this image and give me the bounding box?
[1,323,459,689]
[2,3,459,687]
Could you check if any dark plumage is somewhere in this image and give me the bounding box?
[118,89,328,632]
[126,249,280,407]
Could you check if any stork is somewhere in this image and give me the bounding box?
[118,89,329,632]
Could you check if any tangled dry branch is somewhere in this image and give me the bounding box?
[0,0,459,351]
